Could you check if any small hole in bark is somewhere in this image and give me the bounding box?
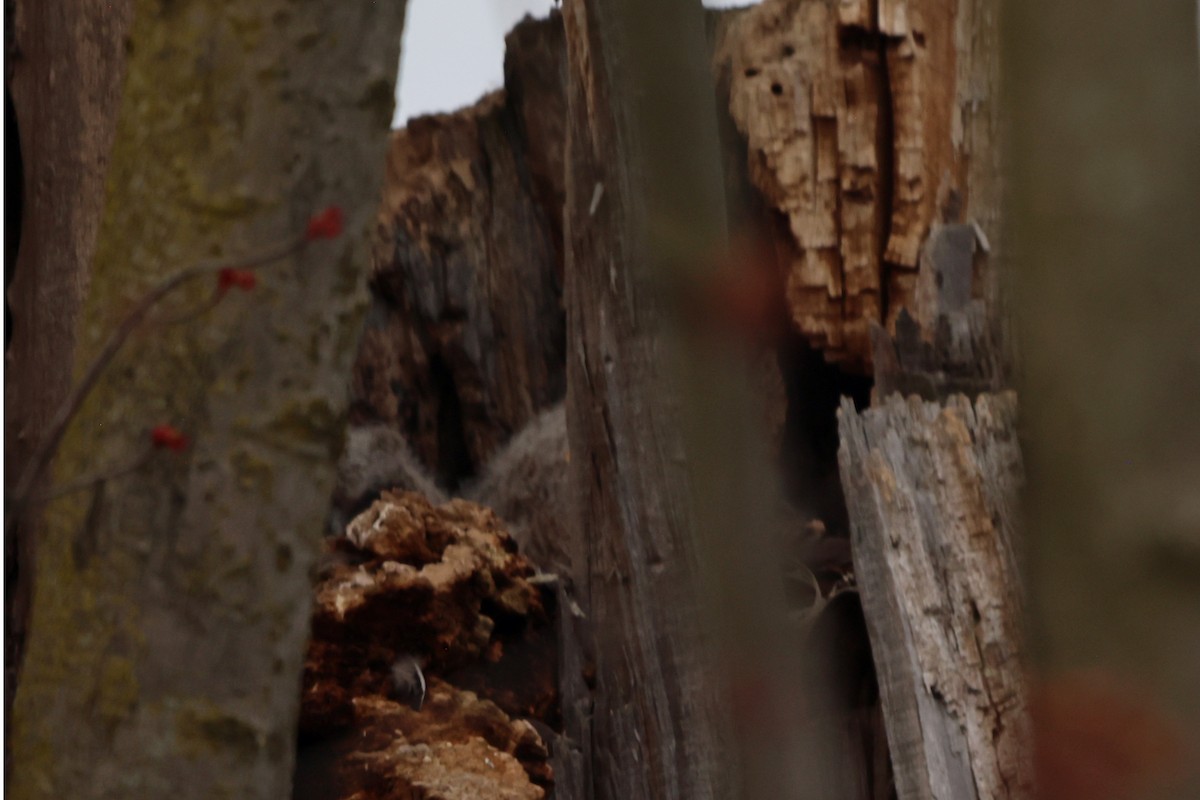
[771,83,784,96]
[913,31,926,47]
[782,44,795,57]
[744,67,760,78]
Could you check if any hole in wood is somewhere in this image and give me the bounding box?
[744,67,760,78]
[782,44,795,57]
[913,31,927,47]
[771,82,784,96]
[778,333,872,535]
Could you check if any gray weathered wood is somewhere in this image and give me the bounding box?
[837,392,1030,800]
[560,0,738,797]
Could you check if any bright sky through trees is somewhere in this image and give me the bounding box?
[393,0,760,127]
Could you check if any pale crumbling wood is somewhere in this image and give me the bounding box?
[714,0,1004,371]
[837,392,1030,800]
[715,0,886,368]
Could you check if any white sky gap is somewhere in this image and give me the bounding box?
[394,0,762,127]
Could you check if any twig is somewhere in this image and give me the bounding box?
[6,235,305,531]
[25,445,155,507]
[151,288,226,328]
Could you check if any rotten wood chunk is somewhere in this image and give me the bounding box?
[714,0,1003,371]
[352,15,568,488]
[715,0,886,369]
[297,688,550,800]
[365,0,1003,400]
[837,392,1030,800]
[300,491,558,799]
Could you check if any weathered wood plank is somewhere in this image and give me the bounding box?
[837,392,1029,800]
[560,0,739,795]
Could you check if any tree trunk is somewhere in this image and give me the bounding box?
[560,0,743,797]
[796,0,1028,795]
[1008,0,1200,796]
[8,2,405,797]
[360,1,1020,797]
[4,0,134,731]
[354,18,568,490]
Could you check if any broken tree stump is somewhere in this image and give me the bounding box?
[837,392,1029,800]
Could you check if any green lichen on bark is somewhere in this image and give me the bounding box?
[96,655,141,723]
[10,0,407,794]
[175,702,264,759]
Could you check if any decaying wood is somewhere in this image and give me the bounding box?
[561,0,742,795]
[713,0,1004,371]
[868,222,1007,401]
[363,3,1014,798]
[837,392,1029,800]
[300,491,555,800]
[354,16,567,488]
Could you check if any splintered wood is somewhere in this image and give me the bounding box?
[715,0,998,371]
[838,393,1030,800]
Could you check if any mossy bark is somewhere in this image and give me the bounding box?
[9,2,405,797]
[5,0,135,730]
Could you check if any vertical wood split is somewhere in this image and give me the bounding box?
[714,0,1003,372]
[838,392,1030,800]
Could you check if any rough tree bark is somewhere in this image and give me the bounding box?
[353,19,567,489]
[365,0,1020,796]
[9,2,405,797]
[4,0,134,728]
[1009,0,1200,796]
[559,0,745,797]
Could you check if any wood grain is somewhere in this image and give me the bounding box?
[838,392,1030,800]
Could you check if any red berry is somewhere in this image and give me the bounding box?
[150,424,190,453]
[217,268,257,293]
[305,206,345,240]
